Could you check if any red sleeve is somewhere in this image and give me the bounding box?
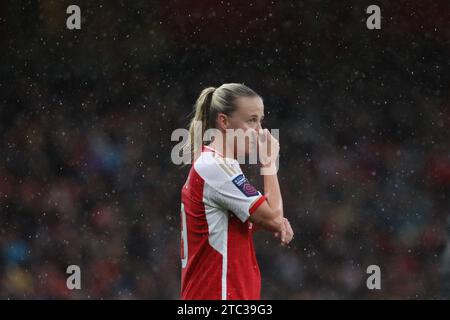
[249,195,267,215]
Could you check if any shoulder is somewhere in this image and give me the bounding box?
[193,152,242,188]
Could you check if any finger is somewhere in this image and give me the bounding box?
[281,227,286,244]
[259,128,266,140]
[258,131,270,166]
[284,219,293,236]
[264,129,270,147]
[282,224,293,244]
[287,223,294,238]
[286,234,293,244]
[258,128,265,136]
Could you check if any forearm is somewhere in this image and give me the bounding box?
[263,172,283,219]
[251,129,285,234]
[253,214,284,233]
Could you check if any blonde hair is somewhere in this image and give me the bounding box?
[183,83,260,163]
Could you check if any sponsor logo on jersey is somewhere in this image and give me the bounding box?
[232,174,258,197]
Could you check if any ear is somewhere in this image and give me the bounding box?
[216,113,229,131]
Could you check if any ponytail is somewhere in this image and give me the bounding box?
[183,87,215,163]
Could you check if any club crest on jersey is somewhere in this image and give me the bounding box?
[232,174,258,197]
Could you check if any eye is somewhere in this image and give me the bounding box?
[248,118,258,123]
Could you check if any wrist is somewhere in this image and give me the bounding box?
[260,163,278,175]
[275,217,285,233]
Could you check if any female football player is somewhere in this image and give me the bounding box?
[180,83,294,300]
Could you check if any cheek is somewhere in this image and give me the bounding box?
[229,119,249,131]
[238,121,254,131]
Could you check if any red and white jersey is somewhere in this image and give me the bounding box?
[180,145,266,300]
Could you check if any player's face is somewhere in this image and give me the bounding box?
[226,96,264,157]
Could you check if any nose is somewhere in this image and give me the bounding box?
[255,121,262,131]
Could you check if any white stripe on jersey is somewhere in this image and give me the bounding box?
[194,149,263,300]
[203,179,229,299]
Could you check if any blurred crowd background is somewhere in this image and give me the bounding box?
[0,0,449,299]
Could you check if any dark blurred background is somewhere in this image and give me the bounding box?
[0,0,449,299]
